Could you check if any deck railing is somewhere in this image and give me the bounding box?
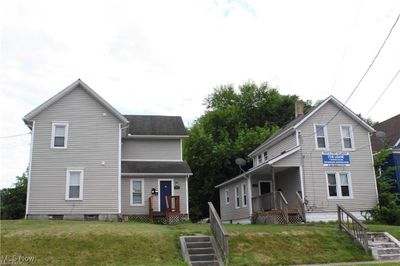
[295,192,306,222]
[208,202,229,263]
[252,191,289,224]
[337,204,369,252]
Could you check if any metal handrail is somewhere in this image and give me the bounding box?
[208,202,229,263]
[337,204,369,252]
[295,192,306,222]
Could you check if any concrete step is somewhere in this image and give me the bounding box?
[188,248,215,255]
[377,253,400,260]
[189,254,218,262]
[185,236,211,243]
[376,247,400,255]
[186,241,212,249]
[191,261,220,266]
[368,241,398,248]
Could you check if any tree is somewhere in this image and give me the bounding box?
[0,171,28,219]
[184,81,310,221]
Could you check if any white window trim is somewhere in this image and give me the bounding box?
[325,171,353,199]
[130,178,145,206]
[225,189,230,205]
[314,124,329,150]
[257,154,263,165]
[235,185,240,209]
[263,151,268,162]
[65,169,83,201]
[340,124,355,151]
[242,183,248,207]
[258,180,272,195]
[51,122,69,149]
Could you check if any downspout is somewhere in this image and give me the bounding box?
[118,124,129,215]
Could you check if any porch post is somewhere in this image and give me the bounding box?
[272,167,276,209]
[247,175,253,217]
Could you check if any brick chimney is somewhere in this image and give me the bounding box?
[295,100,304,118]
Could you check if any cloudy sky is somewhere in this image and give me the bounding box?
[1,0,399,188]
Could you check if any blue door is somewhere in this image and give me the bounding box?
[160,180,172,213]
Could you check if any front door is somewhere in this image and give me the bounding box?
[160,180,172,213]
[259,181,272,195]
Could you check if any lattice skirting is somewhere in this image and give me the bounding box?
[252,212,287,224]
[288,214,303,224]
[122,214,189,224]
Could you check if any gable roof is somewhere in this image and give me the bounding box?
[124,115,187,136]
[249,95,375,157]
[23,79,129,126]
[371,114,400,152]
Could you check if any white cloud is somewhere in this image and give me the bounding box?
[1,0,400,188]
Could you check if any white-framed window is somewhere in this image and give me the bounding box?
[65,169,83,200]
[326,172,352,199]
[242,183,247,207]
[235,186,240,208]
[314,124,328,149]
[257,154,262,165]
[340,125,355,150]
[130,178,144,206]
[51,122,69,148]
[225,189,230,205]
[263,151,268,162]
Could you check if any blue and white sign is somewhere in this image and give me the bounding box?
[322,152,350,166]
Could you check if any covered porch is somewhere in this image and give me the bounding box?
[249,164,306,224]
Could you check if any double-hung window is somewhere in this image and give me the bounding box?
[315,124,328,149]
[235,186,240,208]
[263,151,268,162]
[51,122,69,148]
[225,189,230,205]
[66,170,83,200]
[242,183,247,207]
[326,172,352,198]
[257,154,262,165]
[130,179,144,206]
[340,125,354,150]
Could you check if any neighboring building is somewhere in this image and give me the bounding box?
[371,114,400,192]
[23,80,191,221]
[216,96,378,224]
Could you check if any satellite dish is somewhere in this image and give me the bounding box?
[235,158,246,173]
[375,131,386,141]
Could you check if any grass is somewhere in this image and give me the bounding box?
[1,220,398,265]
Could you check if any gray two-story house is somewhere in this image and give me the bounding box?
[216,96,378,224]
[23,79,191,221]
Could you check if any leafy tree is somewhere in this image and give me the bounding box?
[0,171,28,219]
[184,81,310,221]
[371,149,400,225]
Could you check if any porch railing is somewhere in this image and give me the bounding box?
[337,204,369,252]
[252,191,289,224]
[295,192,306,222]
[208,202,229,263]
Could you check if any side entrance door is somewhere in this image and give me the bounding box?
[259,181,272,195]
[160,180,172,213]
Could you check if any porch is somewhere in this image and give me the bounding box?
[122,195,184,224]
[249,165,306,224]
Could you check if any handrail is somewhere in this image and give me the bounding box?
[277,191,289,224]
[208,202,229,263]
[295,192,306,222]
[337,204,369,252]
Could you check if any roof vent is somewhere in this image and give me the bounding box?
[295,100,304,118]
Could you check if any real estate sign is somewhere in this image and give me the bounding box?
[322,152,350,166]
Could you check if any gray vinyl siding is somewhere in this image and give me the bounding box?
[298,101,378,212]
[275,168,301,209]
[28,86,120,214]
[252,133,297,167]
[122,139,181,160]
[272,150,301,167]
[121,176,188,214]
[219,178,250,222]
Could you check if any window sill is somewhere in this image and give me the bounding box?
[130,204,144,207]
[66,198,83,201]
[51,147,68,149]
[327,196,353,200]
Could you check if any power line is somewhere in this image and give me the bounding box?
[366,68,400,116]
[0,133,31,139]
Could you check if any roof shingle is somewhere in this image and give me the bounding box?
[123,115,187,136]
[121,161,192,174]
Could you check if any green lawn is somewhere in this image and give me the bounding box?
[1,220,398,265]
